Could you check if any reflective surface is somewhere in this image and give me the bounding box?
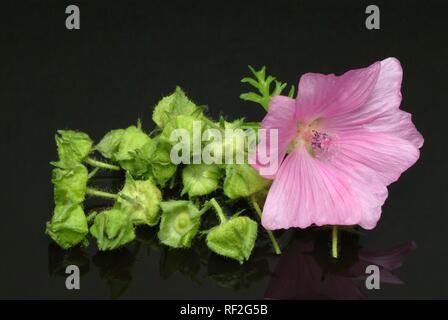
[1,0,447,299]
[46,220,416,299]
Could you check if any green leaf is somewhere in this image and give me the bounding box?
[223,164,270,199]
[56,130,93,162]
[46,203,89,249]
[152,86,201,128]
[157,200,202,248]
[90,208,136,251]
[52,163,88,205]
[182,164,221,197]
[206,216,258,264]
[240,65,290,110]
[95,129,125,159]
[116,174,162,226]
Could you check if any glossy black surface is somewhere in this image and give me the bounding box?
[1,0,447,299]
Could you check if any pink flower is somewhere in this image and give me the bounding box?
[252,58,423,230]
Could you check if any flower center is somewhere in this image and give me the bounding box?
[288,119,333,159]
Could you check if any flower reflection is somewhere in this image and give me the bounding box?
[265,229,416,299]
[48,225,415,299]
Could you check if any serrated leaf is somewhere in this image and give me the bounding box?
[240,65,290,110]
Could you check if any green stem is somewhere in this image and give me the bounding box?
[332,225,338,259]
[209,198,227,224]
[87,167,100,179]
[250,196,282,255]
[86,188,119,200]
[84,157,121,171]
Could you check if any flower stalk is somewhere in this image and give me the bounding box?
[208,198,227,224]
[84,157,121,171]
[250,196,282,255]
[332,225,338,259]
[86,188,119,200]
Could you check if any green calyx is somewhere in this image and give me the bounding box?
[48,75,287,262]
[158,200,202,248]
[56,130,93,163]
[152,86,201,129]
[90,208,136,251]
[182,164,221,197]
[206,215,258,264]
[46,202,89,249]
[116,174,162,226]
[223,164,270,199]
[52,162,88,205]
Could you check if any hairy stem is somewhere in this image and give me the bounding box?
[250,196,282,255]
[209,198,227,224]
[86,188,119,200]
[84,157,121,171]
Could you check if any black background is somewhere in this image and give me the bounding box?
[1,0,447,299]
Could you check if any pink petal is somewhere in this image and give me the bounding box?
[296,61,380,123]
[250,95,297,179]
[333,131,420,186]
[330,131,420,229]
[326,58,424,149]
[262,146,362,230]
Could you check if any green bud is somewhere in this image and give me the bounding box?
[90,208,136,251]
[182,164,221,197]
[206,216,258,264]
[52,163,88,205]
[223,164,270,199]
[158,200,202,248]
[56,130,93,163]
[152,86,201,128]
[116,174,162,226]
[46,203,89,249]
[95,129,125,159]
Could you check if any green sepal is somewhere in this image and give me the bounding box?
[52,162,88,205]
[157,200,202,248]
[223,164,270,199]
[116,173,162,226]
[136,138,177,187]
[182,164,221,197]
[46,203,89,249]
[113,125,152,175]
[90,208,136,251]
[95,129,125,159]
[206,216,258,264]
[152,86,201,128]
[56,130,93,163]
